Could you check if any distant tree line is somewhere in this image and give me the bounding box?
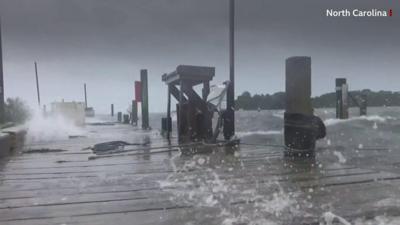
[235,89,400,110]
[3,98,30,124]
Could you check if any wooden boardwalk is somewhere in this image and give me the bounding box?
[1,123,400,224]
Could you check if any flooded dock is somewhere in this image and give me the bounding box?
[1,109,400,225]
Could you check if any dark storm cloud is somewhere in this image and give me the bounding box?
[0,0,399,112]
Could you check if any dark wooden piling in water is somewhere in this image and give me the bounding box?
[111,104,114,117]
[123,114,130,124]
[117,112,122,123]
[0,19,4,123]
[140,70,149,129]
[284,56,325,157]
[84,83,87,109]
[360,94,367,116]
[335,78,349,119]
[131,100,138,126]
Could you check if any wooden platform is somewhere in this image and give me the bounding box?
[1,123,400,224]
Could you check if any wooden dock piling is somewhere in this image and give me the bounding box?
[117,112,122,123]
[335,78,349,119]
[123,114,130,124]
[360,94,367,116]
[131,100,138,126]
[84,83,87,109]
[284,56,325,157]
[140,70,149,129]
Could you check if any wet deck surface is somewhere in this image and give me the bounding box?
[1,117,400,225]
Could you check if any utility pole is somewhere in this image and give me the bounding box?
[224,0,235,140]
[0,18,4,123]
[34,62,41,107]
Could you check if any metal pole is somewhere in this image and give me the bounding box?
[34,62,41,107]
[0,18,4,123]
[84,83,87,109]
[167,84,171,140]
[224,0,235,140]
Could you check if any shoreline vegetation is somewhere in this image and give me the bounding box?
[235,89,400,110]
[2,98,30,125]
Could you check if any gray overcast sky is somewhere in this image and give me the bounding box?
[0,0,399,113]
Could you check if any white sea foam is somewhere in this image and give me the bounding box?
[324,115,391,126]
[272,112,284,119]
[333,151,347,163]
[321,212,351,225]
[353,215,400,225]
[235,130,282,138]
[160,154,297,224]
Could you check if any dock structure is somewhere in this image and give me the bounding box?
[284,57,325,157]
[162,65,215,143]
[1,119,400,224]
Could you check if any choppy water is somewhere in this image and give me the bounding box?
[155,107,400,225]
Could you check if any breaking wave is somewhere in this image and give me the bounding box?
[235,130,282,138]
[24,109,85,144]
[159,154,298,225]
[323,115,394,126]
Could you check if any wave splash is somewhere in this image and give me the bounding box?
[323,115,394,126]
[24,109,85,144]
[159,154,298,225]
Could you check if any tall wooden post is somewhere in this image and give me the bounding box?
[34,62,41,107]
[284,57,325,157]
[224,0,235,140]
[335,78,348,119]
[140,69,149,129]
[117,112,122,123]
[84,83,87,109]
[285,57,312,115]
[0,19,4,123]
[360,94,367,116]
[131,100,138,125]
